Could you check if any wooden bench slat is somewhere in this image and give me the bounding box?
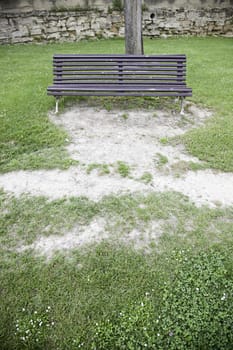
[48,92,192,98]
[54,79,185,83]
[54,58,186,62]
[48,84,192,92]
[54,66,186,70]
[54,73,186,78]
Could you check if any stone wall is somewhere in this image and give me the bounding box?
[1,0,233,12]
[0,7,232,44]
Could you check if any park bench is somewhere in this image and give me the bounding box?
[47,54,192,114]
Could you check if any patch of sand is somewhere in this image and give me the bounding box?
[19,218,165,258]
[19,217,108,259]
[3,102,233,257]
[0,103,232,208]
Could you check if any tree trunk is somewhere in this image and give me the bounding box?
[124,0,144,55]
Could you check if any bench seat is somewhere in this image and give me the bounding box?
[47,54,192,113]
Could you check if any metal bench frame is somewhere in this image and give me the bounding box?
[47,54,192,114]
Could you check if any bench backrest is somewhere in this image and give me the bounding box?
[53,54,187,86]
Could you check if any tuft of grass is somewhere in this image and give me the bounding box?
[139,172,153,184]
[86,163,111,175]
[159,137,169,145]
[170,160,208,176]
[116,161,131,177]
[120,112,128,120]
[154,153,169,168]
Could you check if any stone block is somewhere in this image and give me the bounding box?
[67,26,76,31]
[12,30,23,38]
[12,36,33,43]
[66,16,76,25]
[47,32,60,40]
[67,21,77,28]
[77,17,87,25]
[46,26,59,34]
[83,30,95,37]
[21,17,33,26]
[119,27,125,36]
[224,24,233,32]
[0,34,9,41]
[91,21,100,30]
[111,14,121,23]
[31,27,42,36]
[0,18,9,26]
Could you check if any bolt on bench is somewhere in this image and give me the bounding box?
[47,54,192,114]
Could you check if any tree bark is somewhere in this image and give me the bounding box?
[124,0,144,55]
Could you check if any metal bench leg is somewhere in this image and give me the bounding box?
[55,97,60,114]
[180,97,185,115]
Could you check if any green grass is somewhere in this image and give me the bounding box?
[0,190,233,348]
[1,37,233,349]
[0,37,233,171]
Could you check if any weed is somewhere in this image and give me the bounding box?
[159,137,169,145]
[120,113,128,120]
[154,153,169,168]
[170,160,207,176]
[91,249,233,349]
[139,172,153,184]
[15,306,55,348]
[116,161,131,177]
[86,163,111,175]
[112,0,123,11]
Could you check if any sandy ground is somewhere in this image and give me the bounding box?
[2,102,233,257]
[1,103,233,208]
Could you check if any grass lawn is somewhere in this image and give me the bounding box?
[0,37,233,349]
[0,37,233,172]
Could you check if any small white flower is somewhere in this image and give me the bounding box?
[157,333,160,337]
[141,302,144,307]
[221,293,226,301]
[196,287,199,291]
[156,319,159,323]
[34,311,37,314]
[51,321,55,326]
[22,308,25,312]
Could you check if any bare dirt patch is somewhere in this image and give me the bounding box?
[19,217,107,259]
[0,102,232,208]
[19,217,165,259]
[3,102,233,258]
